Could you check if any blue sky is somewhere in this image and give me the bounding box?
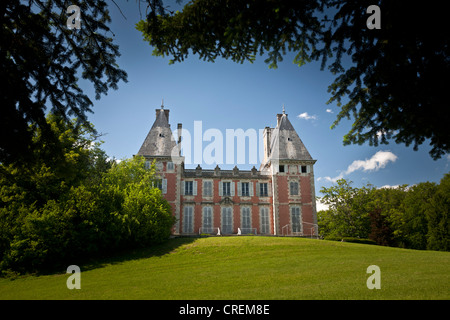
[79,1,449,207]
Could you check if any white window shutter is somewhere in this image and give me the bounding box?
[193,181,197,196]
[268,182,272,196]
[249,182,254,197]
[181,181,185,195]
[219,181,223,196]
[237,182,242,196]
[231,181,235,196]
[255,182,260,197]
[162,179,167,194]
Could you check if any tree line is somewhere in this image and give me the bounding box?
[317,175,449,251]
[0,114,175,275]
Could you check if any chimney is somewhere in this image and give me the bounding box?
[276,114,283,127]
[177,123,182,155]
[177,123,182,143]
[263,127,272,163]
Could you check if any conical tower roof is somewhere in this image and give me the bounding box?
[269,112,313,161]
[137,107,177,157]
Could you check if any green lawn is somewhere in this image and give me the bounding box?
[0,236,448,299]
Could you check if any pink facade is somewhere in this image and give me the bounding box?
[137,106,318,236]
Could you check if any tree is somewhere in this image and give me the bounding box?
[426,173,450,251]
[0,113,112,272]
[368,186,407,247]
[137,0,450,159]
[389,182,436,249]
[1,0,127,165]
[318,179,373,238]
[0,114,175,274]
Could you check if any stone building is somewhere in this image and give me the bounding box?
[137,104,318,236]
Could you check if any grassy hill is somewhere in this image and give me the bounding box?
[0,236,448,299]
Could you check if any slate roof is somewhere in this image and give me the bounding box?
[137,109,178,157]
[269,113,313,161]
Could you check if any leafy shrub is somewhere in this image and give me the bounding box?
[0,115,175,274]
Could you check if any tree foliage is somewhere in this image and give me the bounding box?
[0,114,175,274]
[137,0,450,159]
[1,0,127,165]
[318,176,449,251]
[318,179,372,239]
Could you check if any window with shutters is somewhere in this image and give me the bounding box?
[183,206,194,233]
[154,179,162,190]
[291,207,302,234]
[222,181,231,196]
[241,182,249,197]
[290,181,299,196]
[241,207,251,230]
[260,207,270,234]
[259,183,268,197]
[153,179,167,194]
[185,181,193,195]
[183,180,197,196]
[221,207,233,234]
[203,180,212,197]
[202,206,213,234]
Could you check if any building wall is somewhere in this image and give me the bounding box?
[149,159,316,237]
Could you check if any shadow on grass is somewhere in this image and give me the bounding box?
[1,237,199,279]
[77,236,198,274]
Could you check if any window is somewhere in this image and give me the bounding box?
[203,181,212,197]
[152,179,167,194]
[145,161,151,170]
[183,181,197,196]
[183,206,194,233]
[221,207,233,234]
[185,181,193,195]
[241,182,249,197]
[202,207,213,234]
[222,182,231,196]
[154,179,162,190]
[279,165,285,173]
[167,162,174,171]
[290,181,299,196]
[301,165,307,173]
[241,207,251,231]
[219,181,234,197]
[260,207,270,234]
[291,207,302,234]
[259,183,268,197]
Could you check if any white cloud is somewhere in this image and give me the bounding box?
[379,184,400,189]
[317,150,398,183]
[326,108,333,113]
[345,151,398,174]
[297,112,317,120]
[379,184,414,192]
[316,199,330,211]
[317,173,344,184]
